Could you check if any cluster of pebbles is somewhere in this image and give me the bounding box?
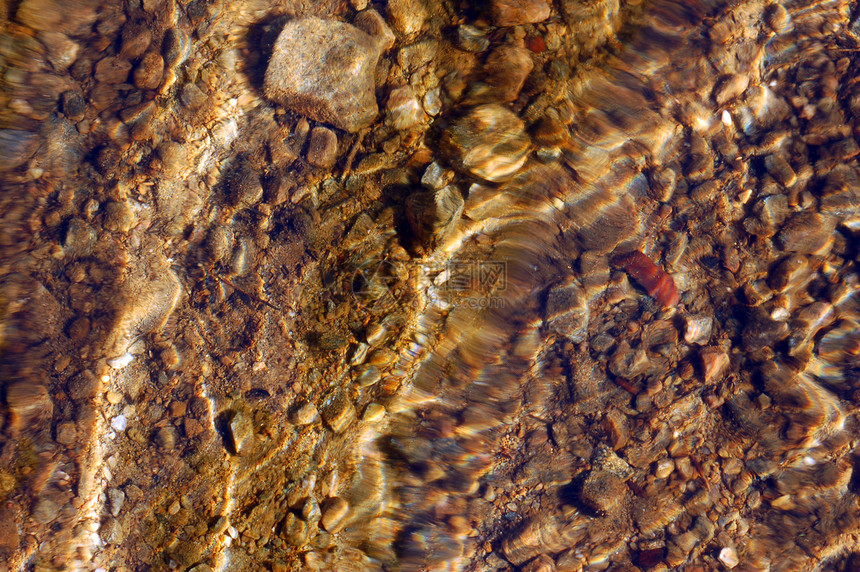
[0,0,858,570]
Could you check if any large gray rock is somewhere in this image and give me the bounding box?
[264,17,381,133]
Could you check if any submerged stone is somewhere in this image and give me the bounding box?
[264,17,381,132]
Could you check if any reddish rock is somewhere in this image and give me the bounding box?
[701,348,729,383]
[603,409,629,450]
[526,35,547,53]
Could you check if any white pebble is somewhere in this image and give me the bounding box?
[423,87,442,116]
[110,415,127,432]
[107,352,134,369]
[771,307,790,321]
[721,109,732,126]
[92,532,104,547]
[719,546,739,568]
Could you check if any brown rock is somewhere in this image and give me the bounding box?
[94,56,132,84]
[38,31,80,72]
[306,127,338,168]
[134,52,164,90]
[268,135,298,170]
[580,470,626,514]
[120,22,152,60]
[777,213,837,255]
[386,86,423,130]
[501,516,567,565]
[490,0,551,27]
[154,426,177,450]
[354,9,395,51]
[156,141,186,178]
[602,409,629,450]
[0,506,19,552]
[61,91,86,121]
[483,45,534,102]
[714,74,750,106]
[386,0,429,37]
[104,201,136,233]
[55,421,77,445]
[320,497,349,532]
[764,4,789,32]
[684,315,713,345]
[90,83,118,111]
[319,392,356,433]
[544,278,588,343]
[290,401,319,425]
[227,161,263,207]
[6,382,51,420]
[180,82,207,111]
[765,154,796,187]
[68,316,91,341]
[32,497,60,524]
[609,340,648,380]
[405,184,464,246]
[17,0,98,34]
[184,417,204,438]
[0,130,39,171]
[228,410,254,456]
[440,104,530,182]
[521,554,557,572]
[124,101,156,140]
[162,28,190,69]
[169,401,187,417]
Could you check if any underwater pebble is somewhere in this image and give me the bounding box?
[264,18,381,132]
[719,546,739,568]
[354,9,395,51]
[386,86,424,130]
[386,0,428,37]
[306,127,338,169]
[111,415,128,432]
[440,104,530,182]
[107,353,134,369]
[490,0,551,27]
[0,129,39,171]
